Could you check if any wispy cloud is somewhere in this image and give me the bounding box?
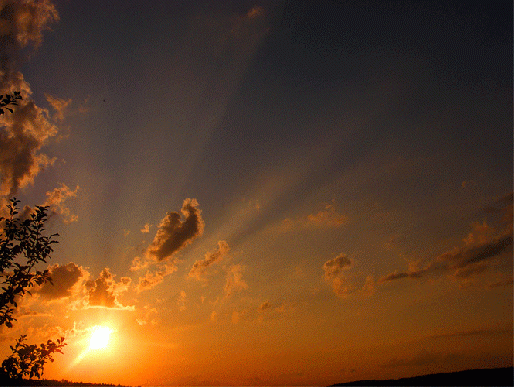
[45,93,71,121]
[281,203,348,231]
[224,264,248,297]
[379,195,513,284]
[136,264,177,293]
[189,240,229,280]
[43,183,79,222]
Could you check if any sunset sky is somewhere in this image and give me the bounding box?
[0,0,512,385]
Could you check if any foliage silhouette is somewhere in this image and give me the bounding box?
[0,199,66,380]
[0,92,22,115]
[1,335,65,380]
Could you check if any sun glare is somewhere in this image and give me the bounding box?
[89,326,112,350]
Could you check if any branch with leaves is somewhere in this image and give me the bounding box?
[0,198,66,381]
[1,335,66,380]
[0,92,22,115]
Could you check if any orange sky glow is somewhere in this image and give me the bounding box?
[0,0,512,386]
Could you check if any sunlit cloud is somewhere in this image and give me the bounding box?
[140,223,151,233]
[189,240,229,281]
[322,254,375,297]
[281,203,348,232]
[43,183,79,222]
[85,268,133,310]
[45,93,71,120]
[0,0,59,200]
[224,264,248,297]
[136,263,177,293]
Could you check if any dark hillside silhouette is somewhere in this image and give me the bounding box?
[331,366,513,386]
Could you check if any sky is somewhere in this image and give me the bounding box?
[0,0,512,385]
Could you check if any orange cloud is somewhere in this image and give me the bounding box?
[224,264,248,297]
[136,264,177,293]
[45,93,71,120]
[85,268,133,309]
[189,240,229,280]
[282,203,348,231]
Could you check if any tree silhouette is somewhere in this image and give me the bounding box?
[0,95,66,381]
[0,92,22,115]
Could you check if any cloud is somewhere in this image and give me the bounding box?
[189,240,229,280]
[45,93,71,120]
[323,253,352,280]
[85,268,133,309]
[136,264,177,293]
[177,290,186,311]
[379,227,513,284]
[0,0,60,198]
[379,195,513,285]
[38,262,88,300]
[282,203,348,231]
[258,301,271,311]
[146,198,204,261]
[43,183,79,222]
[224,264,248,297]
[322,254,375,297]
[140,223,150,233]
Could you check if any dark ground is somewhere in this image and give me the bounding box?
[331,366,513,386]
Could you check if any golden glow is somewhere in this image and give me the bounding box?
[88,326,112,350]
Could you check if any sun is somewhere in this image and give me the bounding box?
[88,326,112,350]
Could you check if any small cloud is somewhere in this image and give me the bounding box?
[140,223,151,233]
[43,183,79,222]
[246,6,265,19]
[177,290,187,311]
[258,301,271,311]
[136,264,177,293]
[323,253,352,280]
[189,240,229,280]
[45,93,71,120]
[146,198,204,261]
[224,264,248,297]
[281,203,348,231]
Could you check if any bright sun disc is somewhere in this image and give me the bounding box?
[89,326,112,350]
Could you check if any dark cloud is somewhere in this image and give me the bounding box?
[38,262,86,299]
[189,240,229,280]
[86,268,132,309]
[258,301,271,311]
[379,231,512,283]
[379,197,513,284]
[146,198,204,261]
